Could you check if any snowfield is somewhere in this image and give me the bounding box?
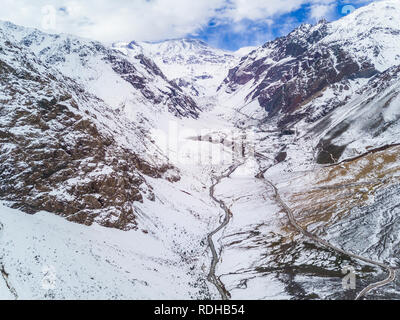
[1,0,400,300]
[0,200,209,300]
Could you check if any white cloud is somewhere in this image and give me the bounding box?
[223,0,306,22]
[0,0,374,44]
[0,0,225,42]
[309,3,337,20]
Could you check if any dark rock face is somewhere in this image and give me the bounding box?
[14,25,200,119]
[275,151,288,163]
[316,143,347,164]
[222,22,329,90]
[0,39,172,231]
[105,53,200,118]
[255,47,377,118]
[313,65,400,164]
[264,19,329,61]
[222,21,379,128]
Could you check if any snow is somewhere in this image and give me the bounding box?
[1,0,400,300]
[0,193,213,299]
[213,170,289,299]
[114,39,243,99]
[325,0,400,72]
[234,46,257,57]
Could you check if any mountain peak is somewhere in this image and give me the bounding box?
[322,0,400,71]
[330,0,400,32]
[140,38,218,54]
[149,38,210,47]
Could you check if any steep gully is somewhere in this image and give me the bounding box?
[0,222,18,299]
[206,137,397,300]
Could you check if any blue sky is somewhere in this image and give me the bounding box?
[193,1,375,50]
[0,0,377,50]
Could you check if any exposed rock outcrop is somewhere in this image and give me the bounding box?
[0,27,175,230]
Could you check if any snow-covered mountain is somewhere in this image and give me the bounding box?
[1,0,400,301]
[0,20,222,300]
[0,21,200,121]
[113,39,249,100]
[211,0,400,300]
[218,0,400,161]
[0,20,180,230]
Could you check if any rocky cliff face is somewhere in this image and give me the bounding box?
[220,20,379,126]
[220,0,400,130]
[1,0,400,301]
[114,39,244,99]
[1,21,200,120]
[0,22,176,231]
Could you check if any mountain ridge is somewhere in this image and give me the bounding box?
[1,0,400,300]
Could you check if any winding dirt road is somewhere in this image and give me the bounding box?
[263,174,397,300]
[203,123,397,300]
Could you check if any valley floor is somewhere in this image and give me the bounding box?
[1,98,400,300]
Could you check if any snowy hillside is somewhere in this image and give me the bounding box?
[0,195,213,299]
[114,39,247,100]
[324,0,400,72]
[219,0,400,124]
[0,21,176,230]
[209,0,400,300]
[0,21,200,121]
[1,0,400,301]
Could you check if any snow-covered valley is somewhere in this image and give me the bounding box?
[1,0,400,300]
